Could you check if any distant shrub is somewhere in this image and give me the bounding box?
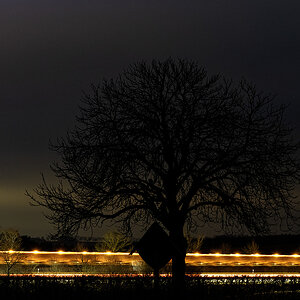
[95,232,132,252]
[185,235,204,253]
[242,240,260,254]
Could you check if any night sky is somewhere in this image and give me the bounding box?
[1,1,299,238]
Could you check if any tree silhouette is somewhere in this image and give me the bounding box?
[0,230,23,276]
[27,59,300,288]
[95,231,132,252]
[185,234,204,253]
[242,240,260,254]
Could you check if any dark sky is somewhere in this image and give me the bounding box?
[1,0,299,238]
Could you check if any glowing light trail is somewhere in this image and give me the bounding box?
[1,251,300,266]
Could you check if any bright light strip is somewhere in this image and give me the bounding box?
[0,251,299,257]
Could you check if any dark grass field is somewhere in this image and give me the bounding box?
[1,275,300,299]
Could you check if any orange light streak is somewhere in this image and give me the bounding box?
[0,251,300,267]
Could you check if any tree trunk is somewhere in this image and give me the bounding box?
[172,250,186,290]
[153,268,160,290]
[170,224,187,294]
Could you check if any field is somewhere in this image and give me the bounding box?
[1,275,300,300]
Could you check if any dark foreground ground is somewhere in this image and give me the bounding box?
[1,275,300,300]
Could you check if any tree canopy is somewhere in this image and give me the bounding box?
[28,59,299,235]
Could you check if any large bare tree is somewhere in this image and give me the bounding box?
[27,59,300,287]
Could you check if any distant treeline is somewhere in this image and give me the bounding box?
[201,235,300,254]
[20,234,300,255]
[20,236,97,252]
